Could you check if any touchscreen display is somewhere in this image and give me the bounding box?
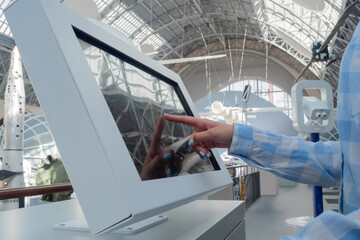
[78,39,217,180]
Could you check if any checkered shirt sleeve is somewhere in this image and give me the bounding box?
[228,123,342,187]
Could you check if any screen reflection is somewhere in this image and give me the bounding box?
[79,39,215,180]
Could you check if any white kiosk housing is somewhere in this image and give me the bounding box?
[5,0,232,236]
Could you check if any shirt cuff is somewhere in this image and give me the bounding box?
[228,123,254,158]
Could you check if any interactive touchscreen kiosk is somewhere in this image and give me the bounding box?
[5,0,232,236]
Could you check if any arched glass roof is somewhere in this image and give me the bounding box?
[0,0,344,64]
[259,0,342,56]
[0,0,358,102]
[0,113,59,164]
[90,0,345,80]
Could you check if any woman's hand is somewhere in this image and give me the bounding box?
[164,114,234,157]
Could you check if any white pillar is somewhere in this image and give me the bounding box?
[0,46,25,210]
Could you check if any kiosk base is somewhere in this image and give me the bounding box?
[54,215,168,234]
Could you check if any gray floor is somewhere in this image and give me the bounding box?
[245,183,314,240]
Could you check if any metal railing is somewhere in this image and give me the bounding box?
[0,183,73,200]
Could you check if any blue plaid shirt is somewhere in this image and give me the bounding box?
[229,23,360,239]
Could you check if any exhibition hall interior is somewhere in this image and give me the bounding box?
[0,0,358,239]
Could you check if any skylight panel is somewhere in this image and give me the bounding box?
[262,0,341,54]
[0,0,13,36]
[94,0,165,51]
[94,0,108,13]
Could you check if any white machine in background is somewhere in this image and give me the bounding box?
[201,85,290,125]
[290,79,335,225]
[291,80,334,133]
